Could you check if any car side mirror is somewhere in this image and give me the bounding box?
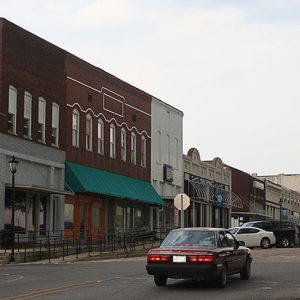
[238,240,245,247]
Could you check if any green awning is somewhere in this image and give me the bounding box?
[65,162,164,206]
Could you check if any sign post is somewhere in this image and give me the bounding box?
[174,193,190,228]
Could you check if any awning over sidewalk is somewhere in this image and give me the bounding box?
[65,162,164,206]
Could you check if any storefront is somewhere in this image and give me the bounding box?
[64,162,164,237]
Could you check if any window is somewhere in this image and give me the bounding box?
[38,97,46,142]
[51,103,59,146]
[131,132,136,165]
[174,137,179,168]
[23,91,32,138]
[97,119,104,155]
[110,124,116,158]
[121,128,126,161]
[64,203,74,229]
[86,114,92,151]
[72,109,80,147]
[141,135,146,167]
[157,130,161,163]
[8,85,17,134]
[167,134,170,164]
[92,207,100,228]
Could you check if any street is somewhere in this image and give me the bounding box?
[0,248,300,300]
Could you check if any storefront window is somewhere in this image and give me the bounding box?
[92,207,100,228]
[116,205,124,230]
[134,209,142,228]
[64,203,74,229]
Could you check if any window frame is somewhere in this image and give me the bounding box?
[97,118,104,155]
[141,135,146,168]
[86,113,93,151]
[72,109,80,147]
[131,132,136,165]
[8,85,17,134]
[109,123,116,159]
[51,102,59,146]
[23,91,32,139]
[38,97,46,143]
[121,127,126,162]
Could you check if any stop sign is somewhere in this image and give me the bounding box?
[174,193,190,210]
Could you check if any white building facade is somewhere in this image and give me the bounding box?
[151,97,184,229]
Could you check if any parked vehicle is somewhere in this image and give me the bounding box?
[228,226,276,249]
[146,227,252,288]
[241,221,298,248]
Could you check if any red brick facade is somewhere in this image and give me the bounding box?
[65,54,151,181]
[0,18,66,148]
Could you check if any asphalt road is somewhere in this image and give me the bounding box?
[0,248,300,300]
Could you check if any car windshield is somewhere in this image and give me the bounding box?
[161,230,216,248]
[228,227,239,234]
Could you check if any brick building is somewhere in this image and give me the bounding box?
[0,18,68,234]
[0,18,164,238]
[64,54,163,236]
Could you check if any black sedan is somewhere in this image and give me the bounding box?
[146,227,252,288]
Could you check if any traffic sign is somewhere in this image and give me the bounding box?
[174,193,190,210]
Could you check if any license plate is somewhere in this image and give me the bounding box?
[173,255,186,263]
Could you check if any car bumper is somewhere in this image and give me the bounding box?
[146,263,222,280]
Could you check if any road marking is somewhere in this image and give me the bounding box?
[0,274,24,284]
[0,277,121,300]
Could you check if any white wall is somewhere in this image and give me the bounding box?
[151,97,183,198]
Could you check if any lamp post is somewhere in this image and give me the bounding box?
[9,155,19,262]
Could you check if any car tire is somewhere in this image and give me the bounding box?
[280,237,289,248]
[154,275,167,286]
[260,237,270,249]
[240,257,251,279]
[215,264,227,288]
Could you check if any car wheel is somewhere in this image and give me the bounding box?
[240,258,251,279]
[215,264,227,288]
[154,275,167,286]
[280,237,289,248]
[260,237,270,249]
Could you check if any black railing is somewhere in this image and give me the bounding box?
[0,227,172,263]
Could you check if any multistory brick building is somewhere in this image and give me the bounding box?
[0,18,67,234]
[0,18,164,238]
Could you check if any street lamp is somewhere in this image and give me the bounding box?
[9,155,19,262]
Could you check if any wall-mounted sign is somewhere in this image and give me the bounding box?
[163,164,174,183]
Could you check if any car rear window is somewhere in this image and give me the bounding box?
[161,230,216,248]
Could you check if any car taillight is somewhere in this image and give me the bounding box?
[147,255,171,263]
[188,255,214,263]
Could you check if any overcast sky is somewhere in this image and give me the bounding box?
[1,0,300,175]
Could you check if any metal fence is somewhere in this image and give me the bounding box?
[0,227,172,263]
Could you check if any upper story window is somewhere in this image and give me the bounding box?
[8,85,17,134]
[97,119,104,155]
[131,132,136,165]
[51,103,59,146]
[38,97,46,142]
[86,114,92,151]
[110,124,116,159]
[174,137,179,169]
[141,135,146,168]
[72,109,80,147]
[23,91,32,139]
[167,134,170,164]
[121,128,126,162]
[157,130,161,163]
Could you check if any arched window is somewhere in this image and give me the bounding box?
[167,134,170,164]
[38,97,46,142]
[141,135,146,167]
[131,132,136,165]
[24,91,32,139]
[174,137,179,168]
[86,113,92,151]
[72,109,80,147]
[121,127,126,161]
[51,102,59,146]
[110,123,116,158]
[157,130,161,163]
[97,118,104,155]
[8,85,17,134]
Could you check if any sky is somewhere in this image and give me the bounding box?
[1,0,300,175]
